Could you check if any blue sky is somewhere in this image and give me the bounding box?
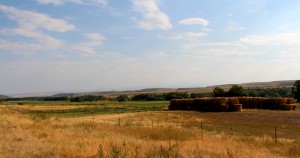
[0,0,300,94]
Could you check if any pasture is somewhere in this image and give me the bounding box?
[0,101,300,157]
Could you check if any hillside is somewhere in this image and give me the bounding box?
[0,95,8,100]
[52,80,296,97]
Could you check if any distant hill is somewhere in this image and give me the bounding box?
[0,95,9,99]
[51,80,297,97]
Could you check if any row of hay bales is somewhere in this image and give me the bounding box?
[169,98,242,112]
[236,97,296,111]
[169,97,296,112]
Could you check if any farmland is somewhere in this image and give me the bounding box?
[0,101,300,157]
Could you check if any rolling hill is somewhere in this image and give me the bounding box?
[51,80,296,97]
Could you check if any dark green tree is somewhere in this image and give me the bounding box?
[228,85,246,97]
[248,90,259,97]
[213,87,225,97]
[117,95,130,102]
[293,80,300,102]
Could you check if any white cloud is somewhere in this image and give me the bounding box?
[227,20,245,31]
[36,0,107,6]
[131,0,172,30]
[239,33,300,45]
[36,0,64,5]
[73,33,105,55]
[0,4,73,54]
[0,40,40,55]
[159,32,206,40]
[149,52,169,59]
[158,33,183,40]
[179,18,209,27]
[83,33,106,41]
[202,28,211,32]
[0,4,75,32]
[185,32,206,38]
[0,28,63,49]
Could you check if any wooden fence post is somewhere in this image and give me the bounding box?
[152,119,154,129]
[275,126,277,143]
[201,122,203,137]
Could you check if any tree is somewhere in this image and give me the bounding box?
[248,90,259,97]
[293,80,300,102]
[228,85,246,97]
[213,87,225,97]
[117,95,130,102]
[163,92,190,100]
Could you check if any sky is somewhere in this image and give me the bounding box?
[0,0,300,95]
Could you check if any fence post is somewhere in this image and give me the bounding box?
[201,122,203,137]
[93,112,95,122]
[152,119,154,129]
[275,126,277,143]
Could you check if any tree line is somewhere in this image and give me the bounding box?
[2,80,300,102]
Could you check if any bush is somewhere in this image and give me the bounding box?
[116,95,130,102]
[70,95,106,102]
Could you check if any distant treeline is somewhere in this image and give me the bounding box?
[1,86,296,102]
[213,86,293,98]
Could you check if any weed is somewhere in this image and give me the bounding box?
[227,148,234,158]
[96,144,104,158]
[159,142,182,158]
[110,144,121,158]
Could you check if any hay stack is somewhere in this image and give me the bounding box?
[228,98,239,105]
[229,104,242,112]
[286,98,296,104]
[282,104,297,111]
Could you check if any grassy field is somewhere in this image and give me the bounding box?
[2,101,169,117]
[1,101,300,157]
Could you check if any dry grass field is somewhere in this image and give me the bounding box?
[1,101,300,157]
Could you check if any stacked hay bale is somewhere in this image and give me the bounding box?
[169,97,297,112]
[169,99,193,110]
[169,97,230,112]
[237,97,296,111]
[282,98,297,111]
[227,98,242,112]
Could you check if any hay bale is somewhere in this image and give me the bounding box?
[264,98,286,110]
[169,99,182,110]
[229,104,242,112]
[228,98,239,105]
[219,104,229,112]
[282,104,297,111]
[286,98,296,104]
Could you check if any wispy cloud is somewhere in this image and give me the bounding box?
[36,0,107,6]
[227,20,245,31]
[0,5,75,32]
[149,52,169,59]
[239,33,300,45]
[131,0,172,30]
[159,32,206,40]
[0,4,74,54]
[73,33,105,55]
[181,32,300,59]
[179,18,209,27]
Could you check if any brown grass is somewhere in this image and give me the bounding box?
[1,106,300,157]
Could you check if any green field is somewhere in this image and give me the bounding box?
[2,101,169,117]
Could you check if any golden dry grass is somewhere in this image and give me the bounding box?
[1,106,300,158]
